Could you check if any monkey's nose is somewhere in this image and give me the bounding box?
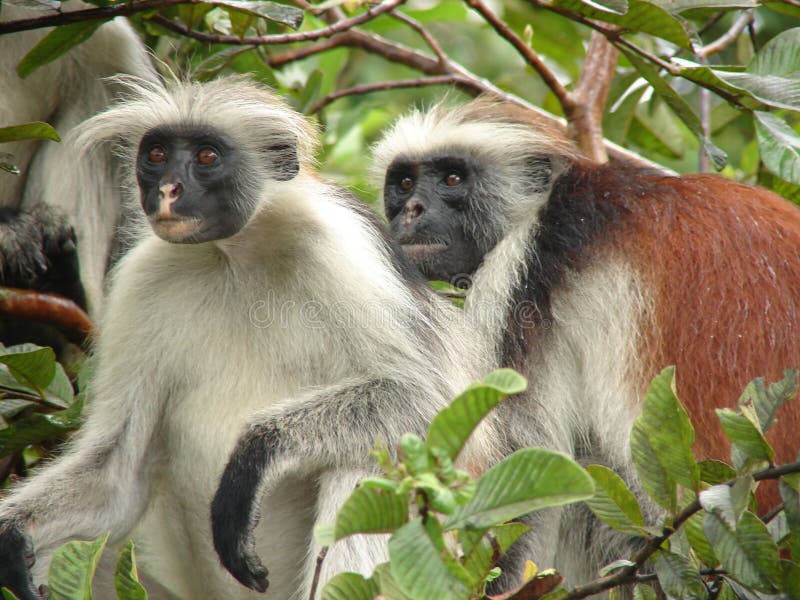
[404,201,424,225]
[159,182,183,203]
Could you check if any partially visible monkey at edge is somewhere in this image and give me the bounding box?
[1,2,157,336]
[373,97,800,592]
[0,78,496,599]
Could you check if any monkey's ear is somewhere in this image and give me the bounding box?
[268,143,300,181]
[526,156,553,193]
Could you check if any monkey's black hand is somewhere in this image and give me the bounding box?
[0,519,44,600]
[0,204,86,309]
[211,444,270,594]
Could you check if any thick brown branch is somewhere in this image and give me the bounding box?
[567,32,619,163]
[467,0,572,111]
[309,75,483,113]
[0,287,94,346]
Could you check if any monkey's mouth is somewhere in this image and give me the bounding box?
[401,242,448,260]
[149,215,205,242]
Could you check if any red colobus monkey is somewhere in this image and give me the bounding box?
[0,2,156,317]
[373,98,800,590]
[0,78,491,600]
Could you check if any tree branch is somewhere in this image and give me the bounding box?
[562,460,800,599]
[466,0,573,112]
[567,32,619,163]
[0,287,94,346]
[309,75,483,113]
[697,10,754,58]
[389,10,449,66]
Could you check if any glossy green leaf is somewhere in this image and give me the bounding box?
[661,0,758,12]
[389,518,472,600]
[755,112,800,185]
[698,460,737,485]
[0,122,60,144]
[18,20,107,79]
[716,408,774,469]
[444,448,593,530]
[48,533,109,600]
[0,346,56,395]
[633,584,658,600]
[585,464,647,535]
[653,550,708,599]
[631,367,698,490]
[427,369,526,462]
[372,563,412,600]
[2,589,20,600]
[330,484,408,541]
[551,0,691,48]
[703,511,782,592]
[321,572,380,600]
[630,422,676,513]
[684,512,718,567]
[748,27,800,78]
[114,540,147,600]
[0,395,84,457]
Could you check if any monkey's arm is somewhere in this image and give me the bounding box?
[0,367,163,599]
[211,378,437,592]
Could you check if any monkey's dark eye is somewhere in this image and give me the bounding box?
[445,173,463,187]
[197,147,219,166]
[148,146,166,163]
[399,177,414,192]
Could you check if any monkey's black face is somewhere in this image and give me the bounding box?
[136,126,248,243]
[384,155,484,284]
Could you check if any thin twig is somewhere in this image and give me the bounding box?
[146,0,404,45]
[467,0,573,112]
[307,546,329,600]
[697,10,754,58]
[309,75,483,113]
[389,10,449,66]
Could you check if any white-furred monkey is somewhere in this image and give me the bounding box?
[0,77,493,600]
[0,2,156,317]
[373,98,800,591]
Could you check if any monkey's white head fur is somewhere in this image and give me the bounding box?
[371,96,579,200]
[75,75,318,163]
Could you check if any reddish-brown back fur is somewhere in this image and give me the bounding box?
[611,174,800,507]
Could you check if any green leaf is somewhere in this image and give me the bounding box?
[781,559,800,597]
[372,563,412,600]
[716,408,774,469]
[114,540,147,600]
[551,0,691,48]
[204,0,303,28]
[18,20,107,79]
[780,479,800,560]
[330,485,408,541]
[703,511,782,592]
[0,122,60,144]
[0,346,57,395]
[633,584,658,600]
[653,550,708,599]
[444,448,594,530]
[748,27,800,78]
[2,589,21,600]
[0,395,84,457]
[621,51,727,170]
[43,363,75,409]
[389,518,472,600]
[321,572,380,600]
[630,423,676,512]
[755,112,800,186]
[698,460,737,485]
[662,0,758,12]
[427,369,526,462]
[48,533,109,600]
[459,522,529,581]
[584,464,647,536]
[684,512,718,567]
[674,59,800,112]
